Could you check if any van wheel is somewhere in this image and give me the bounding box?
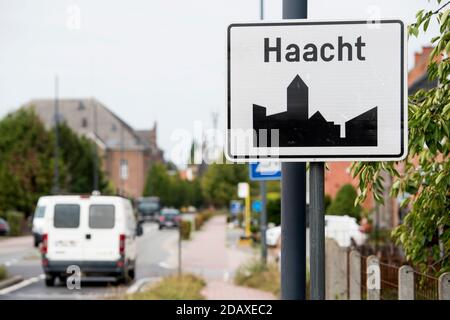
[117,270,131,285]
[128,268,135,281]
[118,275,131,285]
[45,275,55,287]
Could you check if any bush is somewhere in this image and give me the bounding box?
[201,210,214,221]
[6,211,24,236]
[324,194,332,212]
[194,214,204,230]
[126,273,206,300]
[0,265,7,281]
[180,220,191,240]
[267,197,281,226]
[234,259,280,297]
[326,184,361,221]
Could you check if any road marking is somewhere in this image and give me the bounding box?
[4,258,18,267]
[0,274,45,295]
[158,261,174,269]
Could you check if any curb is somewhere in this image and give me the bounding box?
[126,277,161,294]
[0,275,24,290]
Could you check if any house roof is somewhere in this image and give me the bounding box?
[24,98,147,150]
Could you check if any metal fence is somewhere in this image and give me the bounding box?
[379,261,399,300]
[360,255,367,300]
[355,253,442,300]
[413,270,439,300]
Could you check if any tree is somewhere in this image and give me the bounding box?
[143,162,204,208]
[0,109,53,215]
[201,162,250,207]
[143,162,172,205]
[351,1,450,274]
[56,123,110,194]
[267,197,281,226]
[326,184,361,221]
[0,109,113,216]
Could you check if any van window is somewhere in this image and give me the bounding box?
[89,205,115,229]
[34,206,46,218]
[54,204,80,228]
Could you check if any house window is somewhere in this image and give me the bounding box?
[120,159,129,180]
[81,117,88,128]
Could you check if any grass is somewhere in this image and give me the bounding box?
[0,265,7,281]
[126,273,206,300]
[234,259,280,297]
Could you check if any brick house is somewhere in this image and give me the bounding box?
[25,98,163,198]
[324,46,434,229]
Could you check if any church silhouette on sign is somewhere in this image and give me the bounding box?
[253,75,378,147]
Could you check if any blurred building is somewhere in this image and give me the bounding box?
[24,98,164,198]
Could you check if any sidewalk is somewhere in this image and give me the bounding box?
[182,215,276,300]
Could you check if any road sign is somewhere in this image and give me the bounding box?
[237,182,249,198]
[230,200,243,215]
[252,200,262,213]
[227,20,407,161]
[249,162,281,181]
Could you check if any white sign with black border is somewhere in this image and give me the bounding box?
[226,19,407,162]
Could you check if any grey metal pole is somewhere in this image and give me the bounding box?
[178,223,182,277]
[310,162,325,299]
[260,0,264,20]
[281,0,308,301]
[281,163,306,299]
[93,99,99,192]
[52,75,60,194]
[260,181,267,265]
[258,0,268,268]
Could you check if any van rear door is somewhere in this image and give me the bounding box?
[83,203,120,261]
[47,203,84,261]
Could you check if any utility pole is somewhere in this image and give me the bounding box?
[259,0,268,267]
[178,223,182,277]
[281,0,307,300]
[52,75,60,195]
[92,99,99,192]
[260,180,267,265]
[120,124,124,196]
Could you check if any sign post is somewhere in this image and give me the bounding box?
[249,161,281,266]
[238,182,251,241]
[227,1,406,300]
[310,162,325,299]
[280,0,308,301]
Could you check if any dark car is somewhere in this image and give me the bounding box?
[136,197,161,222]
[0,218,10,236]
[158,208,180,230]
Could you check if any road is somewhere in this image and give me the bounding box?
[0,223,178,299]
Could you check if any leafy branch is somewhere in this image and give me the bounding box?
[351,0,450,275]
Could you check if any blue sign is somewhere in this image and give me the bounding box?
[249,162,281,181]
[230,200,243,215]
[252,200,262,213]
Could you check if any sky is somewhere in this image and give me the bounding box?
[0,0,441,165]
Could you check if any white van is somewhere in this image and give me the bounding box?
[32,198,49,247]
[38,195,142,286]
